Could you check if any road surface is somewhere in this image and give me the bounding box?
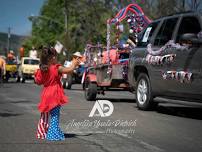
[0,81,202,152]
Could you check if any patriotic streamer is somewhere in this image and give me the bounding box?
[107,3,151,63]
[145,40,190,65]
[107,22,111,63]
[116,23,121,44]
[162,71,193,83]
[106,65,113,80]
[109,4,151,26]
[122,64,128,80]
[109,4,151,35]
[146,54,176,65]
[197,31,202,38]
[147,40,188,56]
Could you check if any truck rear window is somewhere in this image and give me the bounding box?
[176,16,201,42]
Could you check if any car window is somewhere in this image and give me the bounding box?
[24,59,39,65]
[31,60,40,65]
[137,21,160,47]
[154,17,178,46]
[176,16,201,43]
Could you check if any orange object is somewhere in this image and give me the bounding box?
[0,57,6,69]
[19,47,25,58]
[102,49,118,64]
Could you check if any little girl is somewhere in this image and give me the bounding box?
[34,47,80,141]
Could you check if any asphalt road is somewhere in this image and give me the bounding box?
[0,81,202,152]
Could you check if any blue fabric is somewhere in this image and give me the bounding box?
[46,106,65,141]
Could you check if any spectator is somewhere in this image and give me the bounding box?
[7,50,16,61]
[0,56,6,83]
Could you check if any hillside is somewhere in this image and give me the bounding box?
[0,32,27,56]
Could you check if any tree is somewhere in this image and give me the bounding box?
[24,0,115,57]
[188,0,201,11]
[24,0,200,58]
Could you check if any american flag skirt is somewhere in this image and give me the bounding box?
[36,112,49,139]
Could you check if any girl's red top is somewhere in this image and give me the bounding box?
[34,64,68,112]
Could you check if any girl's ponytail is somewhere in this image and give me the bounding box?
[40,47,57,71]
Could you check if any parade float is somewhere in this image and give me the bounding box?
[62,58,85,89]
[3,51,18,82]
[83,3,151,101]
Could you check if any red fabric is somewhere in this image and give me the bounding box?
[36,112,49,139]
[102,49,119,64]
[35,64,68,113]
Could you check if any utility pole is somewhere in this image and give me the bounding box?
[182,0,185,11]
[29,15,36,36]
[64,0,68,34]
[7,27,11,53]
[64,0,69,60]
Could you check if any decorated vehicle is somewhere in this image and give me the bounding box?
[63,65,85,89]
[83,4,151,101]
[128,12,202,110]
[4,59,18,82]
[62,60,85,89]
[61,60,72,89]
[18,57,40,83]
[83,44,131,101]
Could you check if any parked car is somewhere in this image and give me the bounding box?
[18,57,40,83]
[128,12,202,110]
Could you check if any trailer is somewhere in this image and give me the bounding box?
[83,4,151,101]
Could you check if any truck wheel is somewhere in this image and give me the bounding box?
[84,81,97,101]
[136,73,157,110]
[16,76,20,82]
[62,80,66,89]
[66,76,73,89]
[20,74,25,83]
[5,72,10,82]
[66,81,72,89]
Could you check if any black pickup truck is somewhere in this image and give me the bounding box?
[128,12,202,110]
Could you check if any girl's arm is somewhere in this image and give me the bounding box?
[58,58,80,74]
[34,69,44,85]
[58,64,76,74]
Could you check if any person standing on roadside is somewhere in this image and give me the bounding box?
[34,47,80,140]
[0,56,6,83]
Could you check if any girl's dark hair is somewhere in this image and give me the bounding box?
[40,47,57,71]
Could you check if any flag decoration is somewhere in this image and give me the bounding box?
[106,3,151,62]
[162,71,193,83]
[146,54,176,65]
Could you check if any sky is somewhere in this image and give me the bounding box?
[0,0,202,36]
[0,0,45,36]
